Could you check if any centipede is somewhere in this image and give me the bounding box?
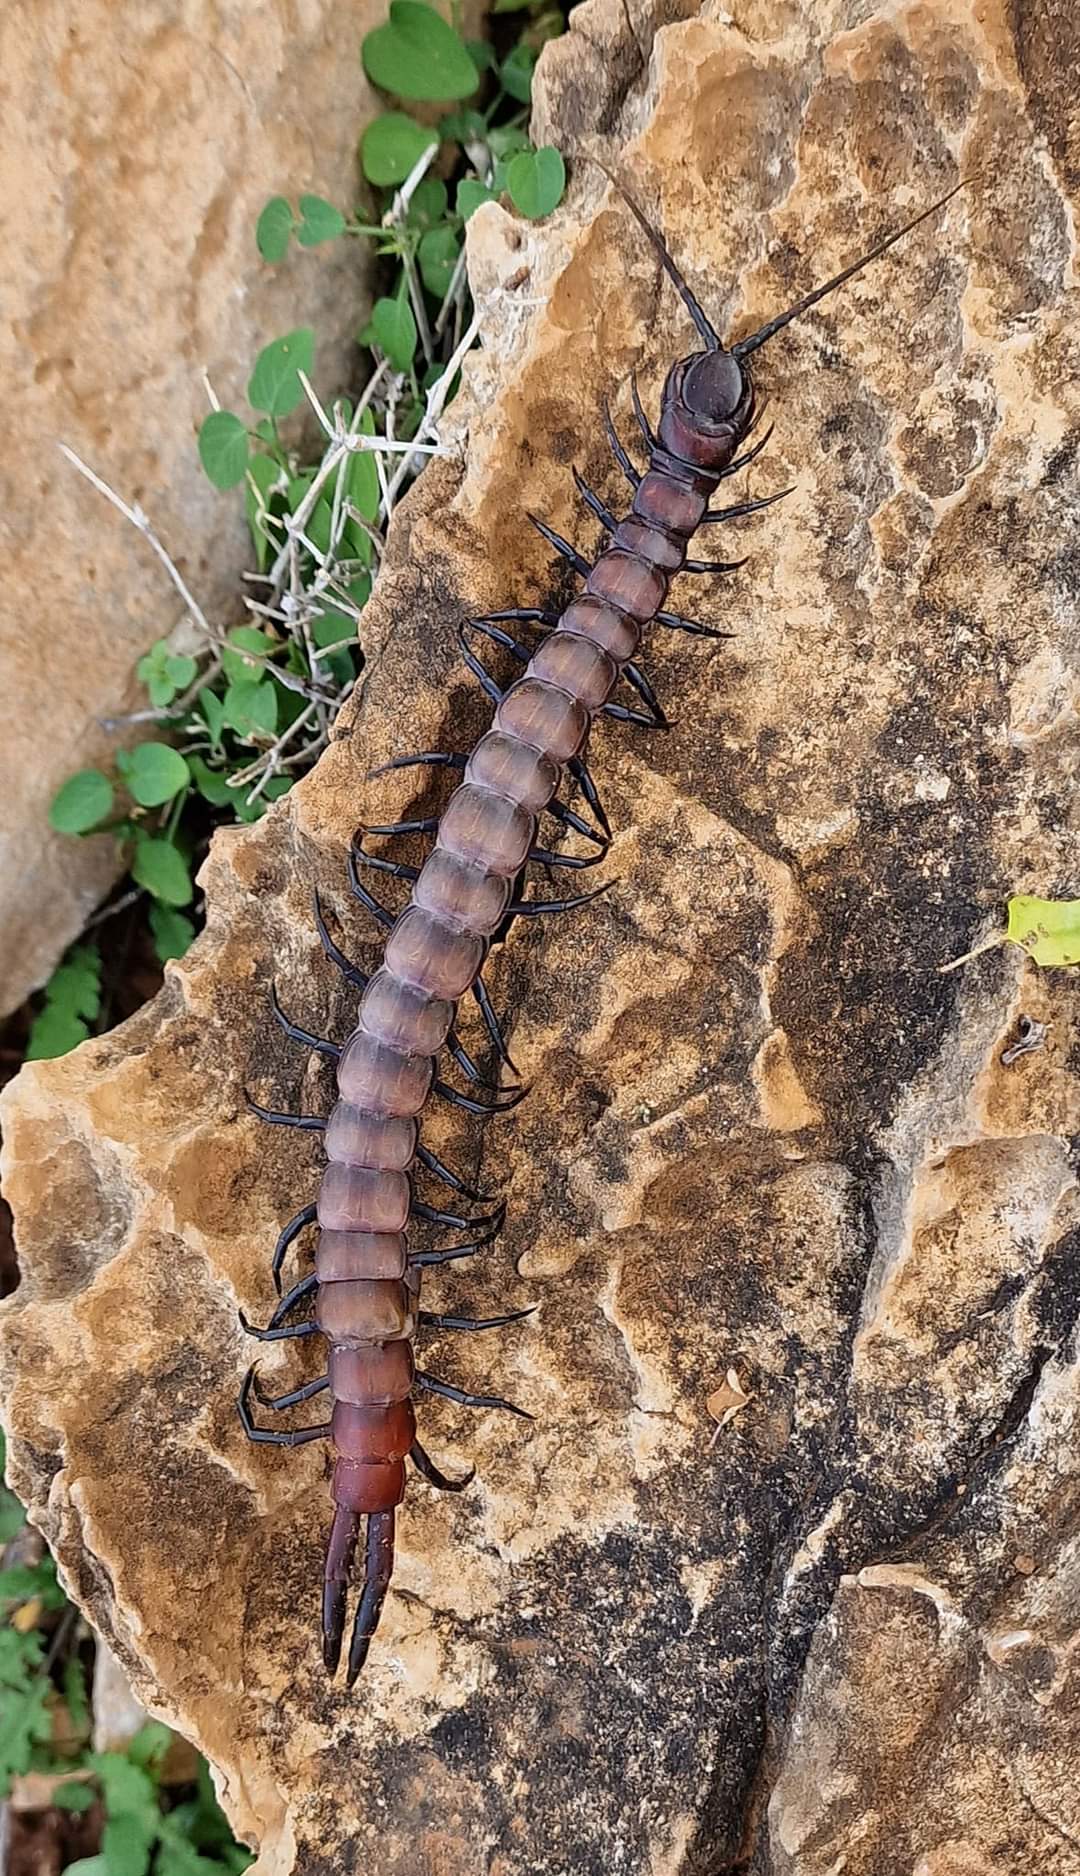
[238,172,963,1683]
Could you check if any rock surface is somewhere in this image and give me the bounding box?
[0,0,382,1015]
[4,1,1080,1872]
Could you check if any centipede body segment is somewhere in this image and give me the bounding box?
[238,172,964,1682]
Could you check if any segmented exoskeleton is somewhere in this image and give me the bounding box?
[239,174,962,1682]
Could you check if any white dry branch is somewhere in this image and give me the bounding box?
[57,163,482,813]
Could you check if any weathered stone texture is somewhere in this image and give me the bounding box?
[0,0,381,1013]
[3,1,1080,1872]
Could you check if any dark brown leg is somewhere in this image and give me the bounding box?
[367,750,465,778]
[567,755,612,839]
[515,881,613,917]
[572,466,616,532]
[254,1371,330,1410]
[347,851,396,928]
[416,1373,533,1419]
[415,1142,491,1204]
[313,890,368,991]
[527,512,590,576]
[410,1438,475,1493]
[268,1271,318,1328]
[654,609,733,641]
[237,1366,331,1445]
[432,1078,528,1117]
[270,985,340,1058]
[419,1305,536,1331]
[602,397,641,488]
[323,1504,359,1674]
[346,1510,396,1685]
[701,487,792,525]
[412,1198,506,1234]
[271,1202,318,1295]
[245,1095,328,1130]
[471,976,518,1075]
[631,374,657,450]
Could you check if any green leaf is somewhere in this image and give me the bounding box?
[125,742,190,808]
[465,37,495,70]
[197,410,249,489]
[246,329,315,418]
[362,2,479,101]
[132,836,193,908]
[360,112,438,186]
[296,194,346,246]
[188,756,235,807]
[369,296,417,372]
[137,641,187,709]
[221,626,278,684]
[0,1482,25,1543]
[25,1005,90,1061]
[312,612,357,650]
[457,178,494,221]
[127,1719,174,1773]
[55,1781,96,1813]
[0,1677,52,1791]
[406,177,449,228]
[101,1809,155,1876]
[256,196,293,262]
[1006,895,1080,967]
[222,679,278,740]
[498,41,536,102]
[492,0,533,10]
[341,410,379,524]
[0,1559,64,1607]
[439,107,485,143]
[63,1656,91,1735]
[506,145,565,219]
[64,1859,110,1876]
[418,223,461,298]
[49,770,113,835]
[198,690,226,752]
[47,946,102,1021]
[149,904,195,963]
[487,122,530,159]
[245,453,282,571]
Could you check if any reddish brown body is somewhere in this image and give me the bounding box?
[239,175,962,1682]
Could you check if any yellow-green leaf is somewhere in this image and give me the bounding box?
[1005,895,1080,967]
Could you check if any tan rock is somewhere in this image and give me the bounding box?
[0,0,383,1014]
[3,0,1080,1872]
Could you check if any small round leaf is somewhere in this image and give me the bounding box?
[457,178,494,221]
[49,771,114,835]
[256,196,293,262]
[125,742,190,808]
[506,146,565,221]
[296,194,346,246]
[361,113,438,186]
[148,903,196,963]
[418,224,461,299]
[362,2,479,102]
[247,329,315,418]
[132,836,193,907]
[198,410,250,489]
[370,296,417,372]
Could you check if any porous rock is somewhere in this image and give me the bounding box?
[0,0,382,1014]
[3,1,1080,1872]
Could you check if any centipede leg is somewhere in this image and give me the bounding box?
[351,834,420,882]
[566,755,612,839]
[414,1143,491,1205]
[412,1198,506,1235]
[409,1216,506,1267]
[514,880,613,917]
[717,422,774,481]
[474,607,558,628]
[572,466,616,532]
[458,626,506,706]
[267,1271,318,1328]
[529,843,608,870]
[654,610,733,641]
[313,890,368,991]
[239,1314,320,1343]
[271,1201,318,1295]
[445,1027,501,1091]
[323,1505,359,1674]
[358,817,438,841]
[631,373,657,450]
[237,1367,331,1445]
[416,1373,533,1419]
[347,853,397,928]
[367,751,466,778]
[419,1305,537,1331]
[682,554,749,575]
[270,985,340,1058]
[410,1439,475,1493]
[471,976,519,1075]
[346,1509,396,1686]
[701,487,793,525]
[545,798,608,846]
[254,1372,330,1411]
[467,620,530,663]
[432,1078,528,1117]
[527,513,590,576]
[602,397,641,489]
[620,661,669,728]
[245,1097,328,1130]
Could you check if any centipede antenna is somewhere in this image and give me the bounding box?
[732,179,967,359]
[596,160,721,352]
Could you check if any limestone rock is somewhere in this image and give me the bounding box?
[3,1,1080,1872]
[0,0,383,1014]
